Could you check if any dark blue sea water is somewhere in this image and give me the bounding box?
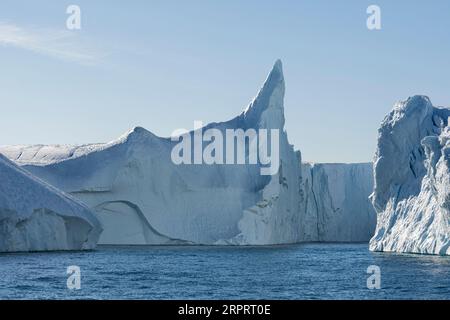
[0,243,448,299]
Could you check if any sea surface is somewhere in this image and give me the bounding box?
[0,243,449,300]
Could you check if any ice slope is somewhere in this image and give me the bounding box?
[370,96,450,255]
[0,61,376,245]
[0,154,102,252]
[299,163,376,242]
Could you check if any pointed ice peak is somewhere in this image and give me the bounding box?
[272,59,283,74]
[114,126,157,145]
[258,59,284,100]
[128,126,150,136]
[241,60,285,129]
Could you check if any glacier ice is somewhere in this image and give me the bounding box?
[0,61,376,245]
[370,96,450,255]
[0,154,102,252]
[300,163,376,242]
[1,60,298,245]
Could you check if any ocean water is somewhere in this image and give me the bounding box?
[0,243,449,300]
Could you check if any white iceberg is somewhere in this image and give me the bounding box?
[370,96,450,255]
[0,154,102,252]
[0,61,376,245]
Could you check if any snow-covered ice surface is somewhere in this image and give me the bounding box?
[0,154,102,252]
[0,61,376,245]
[370,96,450,255]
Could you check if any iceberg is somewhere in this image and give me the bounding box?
[370,96,450,255]
[0,154,102,252]
[300,163,376,242]
[0,61,376,245]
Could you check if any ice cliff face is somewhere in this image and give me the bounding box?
[0,61,376,245]
[370,96,450,255]
[0,154,102,252]
[300,163,376,242]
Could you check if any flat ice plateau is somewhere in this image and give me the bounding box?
[0,154,102,252]
[0,61,376,245]
[370,96,450,255]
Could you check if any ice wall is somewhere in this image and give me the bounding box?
[300,163,376,242]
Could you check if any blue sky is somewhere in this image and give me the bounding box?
[1,0,449,162]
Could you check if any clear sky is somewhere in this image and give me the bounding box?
[1,0,449,163]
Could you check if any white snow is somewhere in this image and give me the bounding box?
[0,154,102,252]
[370,96,450,255]
[0,60,376,245]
